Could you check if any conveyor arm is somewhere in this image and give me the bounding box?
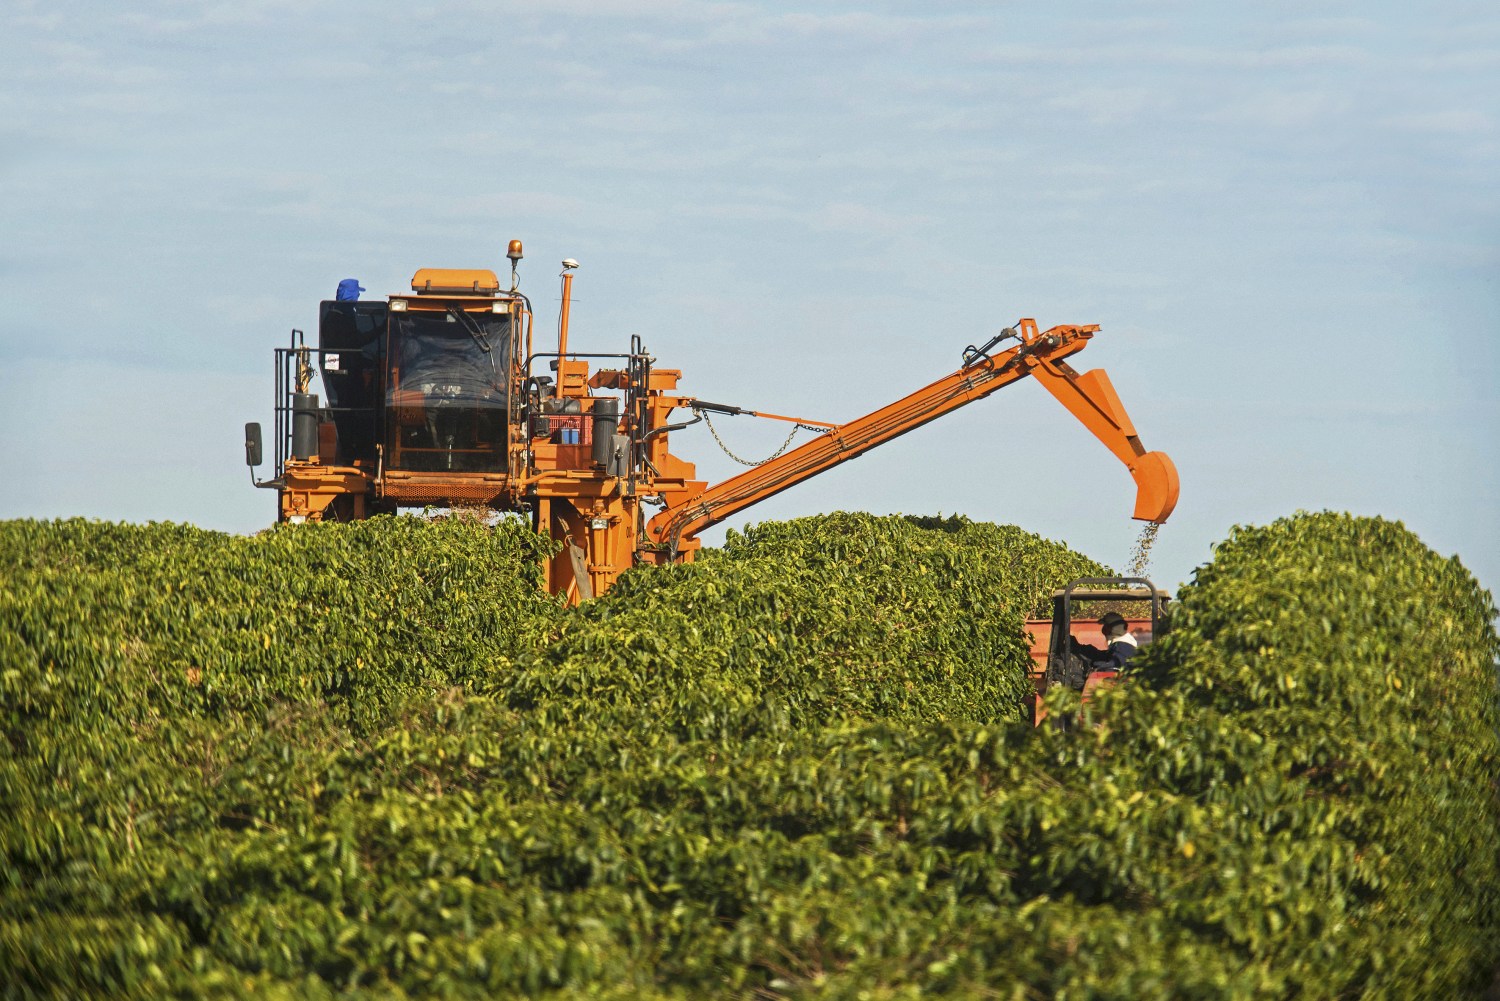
[644,319,1178,552]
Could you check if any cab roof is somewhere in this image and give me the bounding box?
[409,268,501,295]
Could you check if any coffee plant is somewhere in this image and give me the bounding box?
[1,510,1495,999]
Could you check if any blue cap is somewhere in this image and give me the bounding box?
[335,278,366,301]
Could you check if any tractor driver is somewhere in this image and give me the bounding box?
[1069,611,1138,670]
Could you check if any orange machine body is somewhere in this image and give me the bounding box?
[252,253,1179,603]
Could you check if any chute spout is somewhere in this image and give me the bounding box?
[1129,450,1179,523]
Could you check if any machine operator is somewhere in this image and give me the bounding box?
[1070,611,1138,670]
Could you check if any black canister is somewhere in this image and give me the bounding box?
[291,393,320,460]
[591,398,620,467]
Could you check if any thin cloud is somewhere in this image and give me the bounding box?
[810,201,930,237]
[1383,109,1494,134]
[112,1,309,35]
[967,41,1374,71]
[1205,90,1353,129]
[1047,86,1159,125]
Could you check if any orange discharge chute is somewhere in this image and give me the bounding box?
[1021,345,1181,527]
[646,321,1181,554]
[1129,450,1179,524]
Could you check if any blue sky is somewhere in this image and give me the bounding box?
[3,1,1497,597]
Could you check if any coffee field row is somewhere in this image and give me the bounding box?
[2,510,1496,998]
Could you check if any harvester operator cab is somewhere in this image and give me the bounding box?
[308,269,520,476]
[1028,576,1170,726]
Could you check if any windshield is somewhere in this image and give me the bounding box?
[389,309,510,406]
[386,308,514,473]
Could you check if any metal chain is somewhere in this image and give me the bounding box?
[700,410,825,466]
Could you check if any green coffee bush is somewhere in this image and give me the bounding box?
[1,511,1495,999]
[501,512,1107,741]
[1111,512,1500,996]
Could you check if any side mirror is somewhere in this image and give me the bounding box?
[245,422,263,467]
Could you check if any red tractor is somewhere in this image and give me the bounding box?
[1025,576,1170,726]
